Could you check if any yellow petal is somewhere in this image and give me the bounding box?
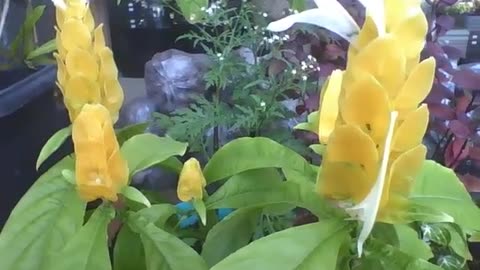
[392,104,429,152]
[65,48,99,81]
[405,54,421,75]
[340,75,391,143]
[347,35,405,94]
[391,8,428,58]
[65,0,88,19]
[94,24,106,55]
[102,78,124,123]
[60,19,92,51]
[177,158,207,202]
[55,28,67,59]
[54,53,67,87]
[319,125,378,202]
[318,70,343,144]
[84,8,95,32]
[394,57,435,111]
[378,144,427,221]
[384,0,421,32]
[64,76,101,119]
[354,15,378,51]
[56,7,65,30]
[98,47,119,80]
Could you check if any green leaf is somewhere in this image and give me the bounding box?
[203,137,316,184]
[309,144,326,155]
[135,204,177,227]
[282,164,318,185]
[114,225,146,270]
[410,160,480,232]
[49,205,115,270]
[116,122,149,145]
[366,239,443,270]
[176,0,208,23]
[120,134,188,177]
[211,220,350,270]
[193,198,207,225]
[206,169,339,218]
[447,224,472,260]
[293,111,318,133]
[289,0,307,12]
[435,255,465,270]
[202,207,262,267]
[127,211,209,270]
[421,223,451,246]
[0,158,86,270]
[394,224,433,260]
[36,126,72,170]
[26,39,56,60]
[122,186,152,208]
[11,5,45,58]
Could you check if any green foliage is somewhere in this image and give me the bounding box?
[1,4,55,70]
[120,134,188,177]
[36,126,72,170]
[210,220,351,270]
[155,0,310,157]
[0,158,86,270]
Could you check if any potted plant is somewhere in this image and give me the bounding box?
[0,0,69,227]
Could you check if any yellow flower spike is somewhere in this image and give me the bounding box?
[177,158,207,202]
[65,48,99,81]
[392,104,429,152]
[347,110,398,257]
[391,9,428,59]
[94,24,106,55]
[318,70,343,144]
[72,104,129,202]
[405,54,421,75]
[60,19,92,51]
[394,57,436,111]
[340,75,391,144]
[319,125,379,203]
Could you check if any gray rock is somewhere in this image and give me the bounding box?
[117,96,162,135]
[144,49,212,114]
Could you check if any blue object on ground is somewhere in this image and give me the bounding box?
[175,202,235,229]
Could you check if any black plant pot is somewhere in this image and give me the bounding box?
[108,0,201,78]
[0,65,70,227]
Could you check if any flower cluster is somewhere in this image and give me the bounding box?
[54,0,128,202]
[54,0,124,123]
[317,0,436,254]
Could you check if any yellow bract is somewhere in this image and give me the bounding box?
[177,158,207,202]
[55,0,124,123]
[316,0,435,254]
[72,104,129,202]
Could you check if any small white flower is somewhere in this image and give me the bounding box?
[260,101,266,107]
[291,69,297,75]
[262,12,268,18]
[302,75,308,81]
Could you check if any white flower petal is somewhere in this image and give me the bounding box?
[347,111,398,257]
[52,0,67,10]
[356,0,386,35]
[267,2,359,42]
